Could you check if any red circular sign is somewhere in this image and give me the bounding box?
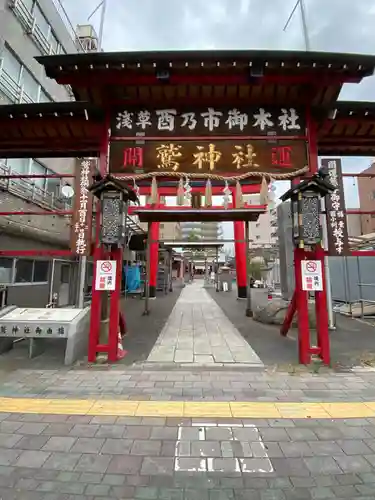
[101,261,112,273]
[306,261,317,273]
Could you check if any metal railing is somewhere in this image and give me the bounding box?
[0,67,33,104]
[9,0,59,56]
[0,163,71,212]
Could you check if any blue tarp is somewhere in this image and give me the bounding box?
[124,265,141,292]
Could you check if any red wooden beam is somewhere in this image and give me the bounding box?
[350,251,375,256]
[346,210,375,215]
[55,72,362,87]
[111,135,307,141]
[0,250,73,257]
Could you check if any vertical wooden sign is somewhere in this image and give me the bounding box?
[70,158,95,256]
[321,158,349,256]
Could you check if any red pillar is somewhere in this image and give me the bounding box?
[314,244,330,365]
[232,194,247,298]
[294,248,311,365]
[88,117,109,363]
[108,247,123,362]
[149,221,159,298]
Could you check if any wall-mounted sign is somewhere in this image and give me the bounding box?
[109,139,307,176]
[321,158,349,256]
[111,106,306,137]
[70,158,95,256]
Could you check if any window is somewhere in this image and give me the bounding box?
[46,174,61,197]
[34,261,49,282]
[372,191,375,200]
[256,235,261,240]
[21,69,40,102]
[7,158,30,174]
[33,3,50,39]
[15,260,33,283]
[30,160,46,190]
[2,47,21,84]
[0,258,13,283]
[15,259,49,283]
[1,46,52,104]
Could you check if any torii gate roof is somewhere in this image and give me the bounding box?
[0,49,374,158]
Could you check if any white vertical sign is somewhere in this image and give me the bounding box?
[95,260,117,291]
[301,260,323,291]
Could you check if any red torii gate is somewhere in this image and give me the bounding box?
[0,49,374,365]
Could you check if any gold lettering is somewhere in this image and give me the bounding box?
[232,144,258,169]
[193,143,222,171]
[156,144,182,171]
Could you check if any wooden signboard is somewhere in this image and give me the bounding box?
[111,106,306,138]
[321,158,349,256]
[109,139,308,176]
[70,158,95,256]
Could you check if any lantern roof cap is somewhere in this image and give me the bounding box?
[280,173,335,202]
[89,173,139,202]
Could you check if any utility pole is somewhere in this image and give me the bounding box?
[283,0,311,51]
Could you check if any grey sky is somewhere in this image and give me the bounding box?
[62,0,375,245]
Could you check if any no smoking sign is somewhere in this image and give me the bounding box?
[95,260,117,291]
[301,260,323,292]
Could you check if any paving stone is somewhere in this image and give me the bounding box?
[268,458,310,477]
[14,450,50,468]
[234,489,261,500]
[95,425,124,438]
[43,437,76,452]
[107,455,143,475]
[141,457,174,475]
[259,429,290,442]
[150,427,178,440]
[308,441,344,456]
[101,438,133,455]
[70,438,104,454]
[18,423,47,435]
[75,454,112,473]
[359,472,375,483]
[135,486,159,499]
[314,428,345,440]
[279,441,313,458]
[123,426,152,439]
[282,488,311,500]
[331,485,360,498]
[337,440,373,455]
[333,455,372,473]
[184,489,210,500]
[79,471,103,484]
[111,484,137,498]
[0,421,23,433]
[85,483,111,496]
[56,471,80,482]
[252,442,283,458]
[205,428,233,441]
[158,487,184,500]
[286,428,318,441]
[336,473,361,485]
[43,452,82,471]
[309,487,335,499]
[131,440,162,456]
[260,491,286,500]
[42,424,73,436]
[190,441,222,457]
[13,435,50,451]
[0,433,22,449]
[178,428,201,441]
[69,425,99,438]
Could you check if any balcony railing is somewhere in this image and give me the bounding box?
[0,67,33,104]
[0,163,71,212]
[9,0,62,56]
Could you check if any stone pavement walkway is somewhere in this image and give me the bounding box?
[147,283,263,367]
[2,370,375,498]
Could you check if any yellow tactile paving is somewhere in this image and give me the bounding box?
[0,397,375,418]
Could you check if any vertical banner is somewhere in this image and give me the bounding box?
[70,158,95,256]
[321,158,349,256]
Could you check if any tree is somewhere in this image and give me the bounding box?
[248,260,262,280]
